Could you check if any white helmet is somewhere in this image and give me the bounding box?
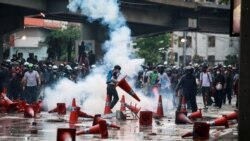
[52,65,58,70]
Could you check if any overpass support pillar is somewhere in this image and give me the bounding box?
[80,22,107,60]
[0,34,3,63]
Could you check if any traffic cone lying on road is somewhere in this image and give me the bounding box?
[69,98,78,124]
[57,128,76,141]
[182,131,193,138]
[182,122,210,140]
[188,109,202,119]
[224,110,238,120]
[120,95,126,112]
[177,113,193,124]
[117,76,140,102]
[76,107,94,118]
[24,105,35,118]
[207,115,229,128]
[155,95,164,118]
[93,114,120,129]
[48,103,67,115]
[104,95,112,115]
[124,102,141,115]
[77,119,108,139]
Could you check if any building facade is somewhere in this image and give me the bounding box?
[170,31,239,66]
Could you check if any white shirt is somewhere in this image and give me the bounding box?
[24,70,40,87]
[200,72,212,87]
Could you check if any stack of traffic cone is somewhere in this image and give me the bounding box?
[155,95,164,118]
[69,98,78,124]
[224,110,238,120]
[24,105,35,118]
[177,113,193,124]
[207,115,229,128]
[77,119,108,139]
[188,109,202,120]
[92,114,120,129]
[124,102,141,115]
[117,76,140,102]
[57,128,76,141]
[120,95,126,112]
[76,107,94,118]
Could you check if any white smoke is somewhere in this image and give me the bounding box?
[44,0,176,115]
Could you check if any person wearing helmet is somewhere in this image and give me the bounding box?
[22,63,41,104]
[175,66,198,112]
[106,65,121,110]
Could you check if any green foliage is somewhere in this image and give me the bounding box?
[45,26,80,61]
[219,0,230,4]
[134,33,171,64]
[224,54,238,66]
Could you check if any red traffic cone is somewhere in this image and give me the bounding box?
[77,119,108,139]
[177,113,193,124]
[69,98,78,124]
[208,115,229,128]
[140,111,153,126]
[182,131,193,138]
[188,109,202,119]
[57,128,76,141]
[156,95,164,118]
[1,92,13,106]
[193,122,210,140]
[76,107,94,118]
[17,100,28,112]
[92,114,120,129]
[24,105,35,118]
[124,102,141,115]
[120,95,126,112]
[117,76,140,102]
[104,95,112,115]
[180,96,187,113]
[224,110,238,120]
[48,107,58,113]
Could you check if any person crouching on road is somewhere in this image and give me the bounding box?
[106,65,121,110]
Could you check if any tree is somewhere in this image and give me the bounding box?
[224,54,239,66]
[45,25,80,62]
[134,33,171,65]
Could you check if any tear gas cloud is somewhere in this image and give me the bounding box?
[44,0,173,115]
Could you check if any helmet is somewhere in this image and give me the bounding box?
[52,65,58,70]
[28,63,33,68]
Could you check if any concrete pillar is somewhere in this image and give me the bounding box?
[0,34,3,63]
[239,0,250,140]
[80,22,107,60]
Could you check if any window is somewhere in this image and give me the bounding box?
[179,55,192,65]
[174,52,178,62]
[208,36,215,47]
[178,36,192,48]
[208,55,215,66]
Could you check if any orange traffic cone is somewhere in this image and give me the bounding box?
[104,95,112,115]
[177,113,193,124]
[69,98,78,124]
[57,103,66,115]
[24,105,35,118]
[182,131,193,138]
[224,110,238,120]
[77,119,108,138]
[188,109,202,119]
[76,107,94,118]
[57,128,76,141]
[120,95,126,112]
[208,115,229,128]
[180,96,187,113]
[117,76,140,102]
[155,95,164,118]
[48,107,58,113]
[92,114,120,129]
[124,102,141,115]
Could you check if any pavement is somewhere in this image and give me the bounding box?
[0,95,238,141]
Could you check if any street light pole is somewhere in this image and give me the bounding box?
[181,31,187,66]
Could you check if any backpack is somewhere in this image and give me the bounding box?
[106,70,113,84]
[149,72,158,85]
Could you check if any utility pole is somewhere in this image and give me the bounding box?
[182,31,187,66]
